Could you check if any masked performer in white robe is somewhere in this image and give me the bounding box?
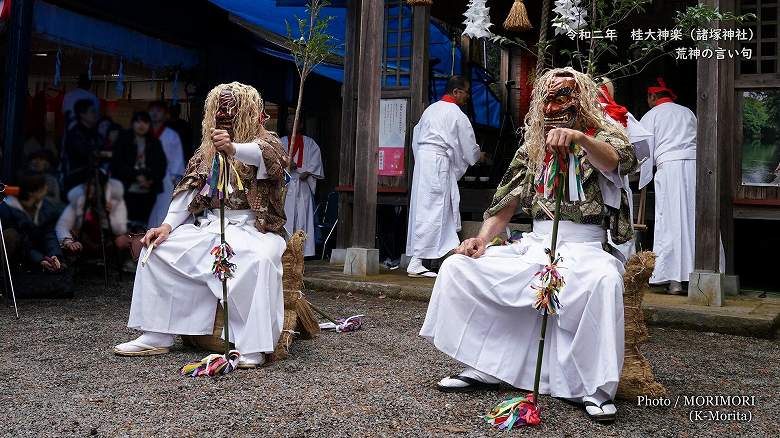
[147,101,186,228]
[420,68,638,422]
[639,78,724,294]
[114,83,289,368]
[406,75,481,278]
[280,117,323,257]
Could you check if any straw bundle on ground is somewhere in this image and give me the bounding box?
[616,251,667,399]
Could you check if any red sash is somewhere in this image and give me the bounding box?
[598,85,628,127]
[288,135,305,168]
[441,95,458,104]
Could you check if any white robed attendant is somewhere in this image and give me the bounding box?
[114,114,289,369]
[639,78,724,292]
[148,126,185,227]
[280,119,323,257]
[598,80,654,261]
[421,70,637,422]
[405,83,480,278]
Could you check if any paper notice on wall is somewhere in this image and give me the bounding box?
[378,99,407,176]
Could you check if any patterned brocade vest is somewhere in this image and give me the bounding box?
[173,137,289,236]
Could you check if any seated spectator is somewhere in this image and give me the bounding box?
[0,174,72,298]
[26,149,61,204]
[110,112,166,226]
[56,171,130,261]
[63,98,101,191]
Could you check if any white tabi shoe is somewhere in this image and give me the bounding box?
[436,367,501,392]
[582,394,617,423]
[237,352,266,369]
[113,332,175,357]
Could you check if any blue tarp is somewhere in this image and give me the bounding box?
[33,1,199,69]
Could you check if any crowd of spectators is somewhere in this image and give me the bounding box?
[1,74,193,297]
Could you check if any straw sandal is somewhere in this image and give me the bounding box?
[407,270,437,278]
[113,340,170,357]
[436,375,500,393]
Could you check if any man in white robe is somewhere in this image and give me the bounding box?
[639,78,724,294]
[405,75,481,278]
[421,69,637,422]
[280,116,323,257]
[148,101,186,228]
[113,83,288,368]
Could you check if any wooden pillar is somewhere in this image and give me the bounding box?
[351,0,384,248]
[2,0,34,181]
[409,5,430,124]
[692,0,725,305]
[335,0,361,252]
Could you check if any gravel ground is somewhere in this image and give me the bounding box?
[1,274,779,437]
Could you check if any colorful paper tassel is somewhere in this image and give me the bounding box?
[532,253,565,315]
[210,242,237,281]
[180,350,241,377]
[484,393,541,429]
[199,154,245,199]
[318,314,365,333]
[535,143,585,201]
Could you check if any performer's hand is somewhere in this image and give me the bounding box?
[211,128,235,156]
[63,239,83,253]
[545,128,583,157]
[142,224,172,246]
[455,237,487,259]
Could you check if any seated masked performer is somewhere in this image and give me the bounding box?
[420,68,638,422]
[113,83,289,368]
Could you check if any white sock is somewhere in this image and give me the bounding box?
[407,256,425,274]
[582,389,615,415]
[136,332,175,348]
[460,366,502,384]
[239,352,265,365]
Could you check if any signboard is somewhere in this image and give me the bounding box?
[378,98,407,176]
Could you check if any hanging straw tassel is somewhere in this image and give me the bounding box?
[406,0,432,6]
[504,0,532,32]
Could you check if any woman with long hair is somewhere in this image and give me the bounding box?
[110,112,167,225]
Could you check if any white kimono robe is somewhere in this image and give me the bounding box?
[148,127,185,228]
[280,135,323,257]
[128,143,286,355]
[405,101,481,260]
[640,102,724,283]
[421,220,625,399]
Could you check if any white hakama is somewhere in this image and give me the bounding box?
[420,220,625,399]
[640,102,724,283]
[281,135,323,257]
[406,101,481,262]
[128,142,285,355]
[129,209,286,355]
